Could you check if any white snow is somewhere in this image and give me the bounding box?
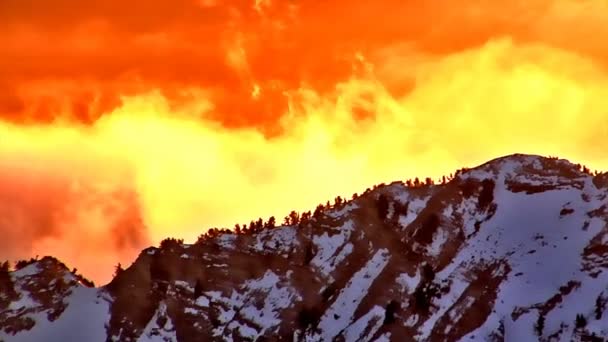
[11,264,41,279]
[0,287,112,342]
[207,270,301,339]
[398,196,431,228]
[396,270,421,296]
[174,280,193,292]
[216,234,237,250]
[327,203,359,218]
[227,321,257,338]
[8,290,38,311]
[343,305,386,342]
[138,302,177,342]
[316,248,391,340]
[251,226,299,254]
[374,332,392,342]
[184,307,198,315]
[444,163,608,341]
[310,220,356,279]
[428,228,449,257]
[196,296,210,307]
[416,271,470,340]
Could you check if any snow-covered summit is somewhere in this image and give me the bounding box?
[0,257,111,342]
[2,154,608,341]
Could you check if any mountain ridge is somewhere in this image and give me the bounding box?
[1,153,608,341]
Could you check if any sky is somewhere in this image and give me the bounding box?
[1,0,608,285]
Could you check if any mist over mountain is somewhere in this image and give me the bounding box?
[2,154,608,341]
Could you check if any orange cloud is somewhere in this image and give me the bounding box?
[0,157,146,285]
[1,0,607,284]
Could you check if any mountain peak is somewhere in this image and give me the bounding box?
[459,153,586,179]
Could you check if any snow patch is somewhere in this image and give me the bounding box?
[396,270,421,295]
[398,197,431,228]
[12,264,41,279]
[316,249,391,340]
[343,305,386,342]
[1,287,111,342]
[207,270,301,339]
[139,302,177,342]
[327,203,359,218]
[252,226,299,254]
[310,220,355,279]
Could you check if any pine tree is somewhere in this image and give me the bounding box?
[0,261,9,274]
[422,264,435,281]
[297,306,322,330]
[596,294,605,320]
[194,279,203,298]
[313,204,324,219]
[383,300,399,325]
[334,196,343,207]
[289,211,300,225]
[159,237,184,250]
[300,211,311,225]
[114,263,124,278]
[266,216,276,229]
[575,313,587,329]
[304,244,314,265]
[535,313,545,336]
[377,194,390,220]
[497,319,505,337]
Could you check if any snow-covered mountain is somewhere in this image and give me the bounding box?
[2,154,608,342]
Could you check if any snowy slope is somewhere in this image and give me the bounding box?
[0,258,111,342]
[1,154,608,341]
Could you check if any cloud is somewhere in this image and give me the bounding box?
[1,0,605,127]
[0,158,147,284]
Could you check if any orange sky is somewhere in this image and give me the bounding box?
[1,0,608,284]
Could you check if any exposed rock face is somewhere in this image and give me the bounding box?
[2,154,608,341]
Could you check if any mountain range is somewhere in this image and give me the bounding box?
[1,154,608,341]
